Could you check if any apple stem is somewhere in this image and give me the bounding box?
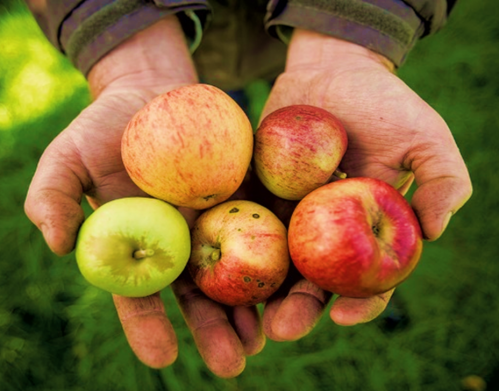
[210,248,221,262]
[333,169,347,179]
[133,249,155,260]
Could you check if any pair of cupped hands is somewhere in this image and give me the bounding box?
[24,17,471,378]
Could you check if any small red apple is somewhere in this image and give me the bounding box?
[188,200,290,307]
[253,105,348,201]
[288,177,423,298]
[122,84,253,210]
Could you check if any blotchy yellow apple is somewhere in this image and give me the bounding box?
[122,84,253,209]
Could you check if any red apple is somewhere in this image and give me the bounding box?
[188,200,290,306]
[288,177,423,298]
[122,84,253,210]
[253,105,348,201]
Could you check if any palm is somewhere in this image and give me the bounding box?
[260,62,471,338]
[263,66,449,192]
[46,92,152,208]
[27,87,264,376]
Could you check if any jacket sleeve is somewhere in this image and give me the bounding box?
[24,0,211,76]
[264,0,457,67]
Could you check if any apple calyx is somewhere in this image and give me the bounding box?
[210,248,222,262]
[197,244,222,267]
[370,215,382,237]
[133,248,155,260]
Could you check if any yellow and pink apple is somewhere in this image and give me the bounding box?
[187,200,290,307]
[122,84,253,210]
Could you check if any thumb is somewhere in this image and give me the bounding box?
[24,136,87,256]
[407,117,472,241]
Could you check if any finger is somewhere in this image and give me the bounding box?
[264,277,332,341]
[171,273,246,378]
[330,288,395,326]
[113,292,178,368]
[229,305,266,356]
[262,293,287,342]
[24,139,87,256]
[262,265,301,341]
[407,123,472,241]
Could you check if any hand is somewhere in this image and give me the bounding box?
[24,16,263,378]
[261,29,472,339]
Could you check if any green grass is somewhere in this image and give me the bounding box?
[1,1,498,390]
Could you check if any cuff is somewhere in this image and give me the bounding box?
[265,0,426,67]
[54,0,210,76]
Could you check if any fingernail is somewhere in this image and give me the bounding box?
[441,211,453,234]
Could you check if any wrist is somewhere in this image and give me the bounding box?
[286,29,395,74]
[88,16,198,99]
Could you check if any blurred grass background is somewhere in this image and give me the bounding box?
[1,1,498,390]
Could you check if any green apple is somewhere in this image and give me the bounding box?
[75,197,191,297]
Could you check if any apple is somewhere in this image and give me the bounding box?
[187,200,290,306]
[288,177,423,298]
[75,197,191,297]
[253,104,348,201]
[122,84,253,210]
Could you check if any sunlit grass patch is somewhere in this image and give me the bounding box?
[0,12,88,132]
